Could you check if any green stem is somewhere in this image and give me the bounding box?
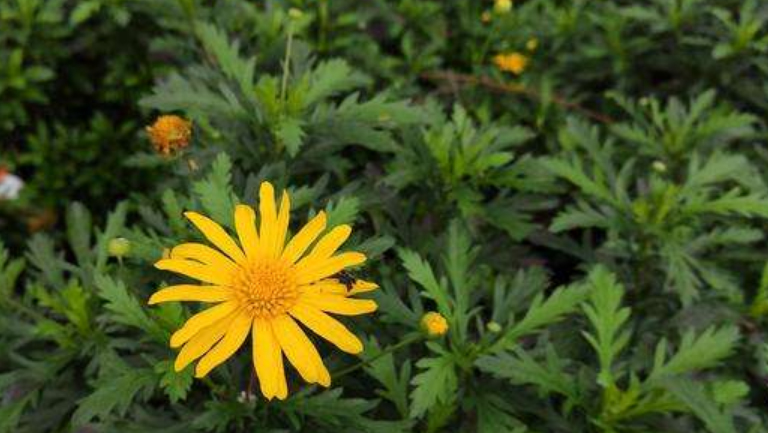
[477,19,500,65]
[317,0,329,54]
[280,22,295,104]
[2,296,48,323]
[334,333,422,379]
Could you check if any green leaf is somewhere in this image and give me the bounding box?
[363,338,411,417]
[492,281,588,353]
[155,360,193,404]
[192,153,236,227]
[66,202,93,267]
[476,344,577,402]
[276,116,306,156]
[95,274,166,342]
[581,266,632,388]
[475,392,527,433]
[663,378,736,433]
[303,59,369,107]
[398,248,451,316]
[648,326,739,383]
[325,196,360,228]
[72,368,157,427]
[409,353,458,418]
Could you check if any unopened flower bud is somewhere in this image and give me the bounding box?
[486,321,502,333]
[108,237,131,257]
[421,312,448,337]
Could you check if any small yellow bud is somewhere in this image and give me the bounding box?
[526,37,539,52]
[421,312,449,337]
[652,161,667,173]
[108,237,131,258]
[494,0,512,14]
[288,8,303,20]
[486,321,502,333]
[481,11,492,23]
[146,115,192,156]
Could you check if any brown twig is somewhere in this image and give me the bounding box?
[420,70,614,124]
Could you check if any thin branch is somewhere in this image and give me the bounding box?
[420,70,614,124]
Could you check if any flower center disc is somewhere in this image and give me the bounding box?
[233,261,298,318]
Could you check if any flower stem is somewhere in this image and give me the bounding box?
[280,21,295,103]
[334,333,422,379]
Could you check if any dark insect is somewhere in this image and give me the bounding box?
[334,270,357,291]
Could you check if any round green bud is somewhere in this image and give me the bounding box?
[486,321,502,333]
[108,237,131,258]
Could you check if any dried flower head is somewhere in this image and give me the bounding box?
[146,115,192,156]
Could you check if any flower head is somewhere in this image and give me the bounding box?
[146,115,192,156]
[481,11,492,23]
[526,37,539,52]
[421,312,448,337]
[493,52,529,75]
[149,182,377,400]
[494,0,512,14]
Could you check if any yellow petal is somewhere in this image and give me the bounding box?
[300,292,377,316]
[174,315,234,371]
[273,191,291,257]
[282,211,327,264]
[304,225,351,261]
[155,259,232,285]
[235,205,259,259]
[299,281,347,295]
[290,303,364,354]
[195,313,252,377]
[259,182,277,258]
[253,319,288,400]
[171,243,238,273]
[148,285,231,305]
[170,301,239,348]
[295,252,367,285]
[348,280,379,295]
[184,211,246,264]
[272,315,330,386]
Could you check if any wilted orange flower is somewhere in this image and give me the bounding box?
[493,52,528,75]
[146,115,192,155]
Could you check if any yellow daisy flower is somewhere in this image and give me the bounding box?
[148,181,378,400]
[493,52,529,75]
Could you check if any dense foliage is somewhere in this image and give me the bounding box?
[3,0,768,432]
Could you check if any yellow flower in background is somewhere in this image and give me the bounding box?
[493,52,529,75]
[149,182,378,400]
[146,115,192,155]
[481,11,492,23]
[421,312,448,337]
[526,37,539,52]
[494,0,512,14]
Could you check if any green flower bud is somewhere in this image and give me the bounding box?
[108,237,131,258]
